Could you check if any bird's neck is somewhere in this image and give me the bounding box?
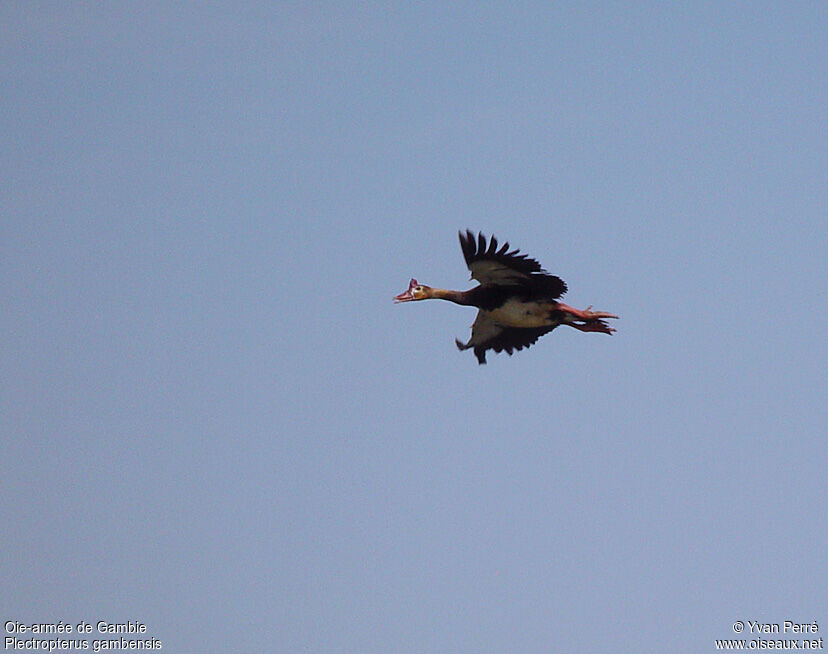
[427,288,474,305]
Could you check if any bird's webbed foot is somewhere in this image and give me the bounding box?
[570,319,616,334]
[557,303,619,334]
[579,305,620,321]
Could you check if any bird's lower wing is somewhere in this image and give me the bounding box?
[456,311,556,364]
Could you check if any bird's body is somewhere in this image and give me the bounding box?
[394,231,618,364]
[486,298,557,329]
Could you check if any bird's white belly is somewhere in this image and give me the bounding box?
[485,300,553,328]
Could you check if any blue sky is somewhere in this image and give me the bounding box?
[2,3,826,652]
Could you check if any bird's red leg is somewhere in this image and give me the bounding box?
[555,303,618,334]
[556,303,618,321]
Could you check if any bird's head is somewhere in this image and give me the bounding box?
[393,278,431,303]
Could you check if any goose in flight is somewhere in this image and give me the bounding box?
[393,230,618,364]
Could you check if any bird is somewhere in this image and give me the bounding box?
[393,230,618,364]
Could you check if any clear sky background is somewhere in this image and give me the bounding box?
[2,3,826,652]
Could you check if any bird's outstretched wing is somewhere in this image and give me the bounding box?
[459,230,567,297]
[455,311,556,365]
